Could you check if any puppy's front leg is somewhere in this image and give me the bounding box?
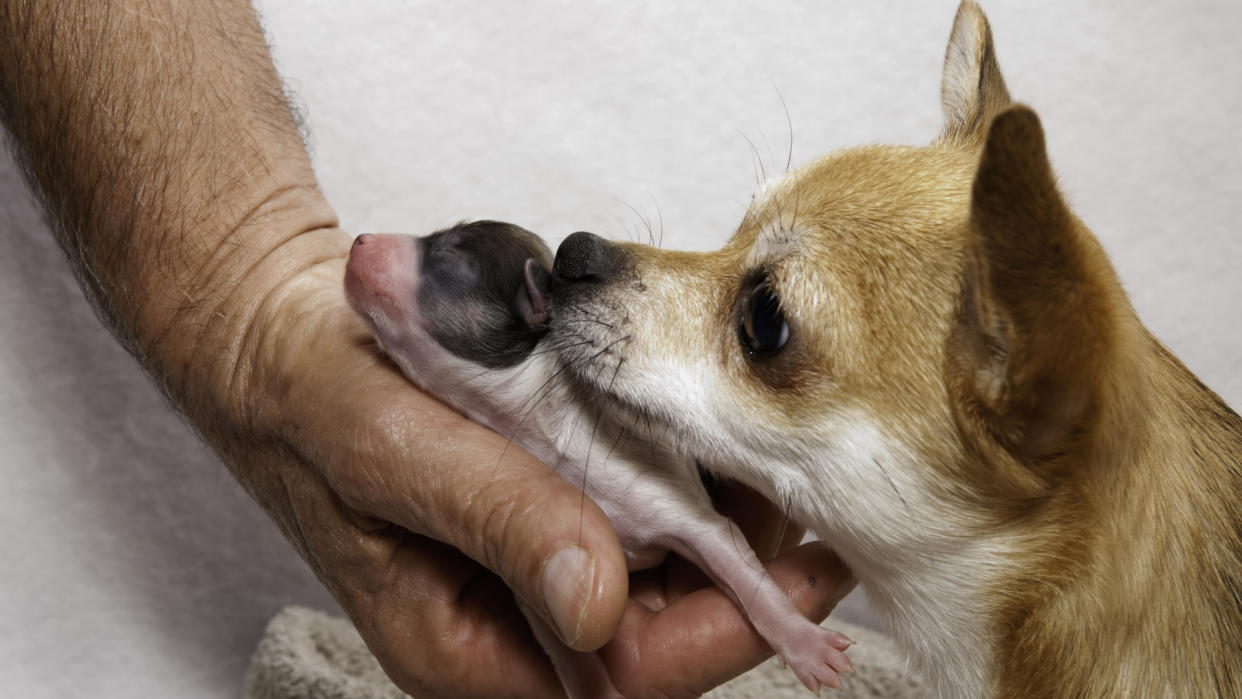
[661,512,854,693]
[518,601,623,699]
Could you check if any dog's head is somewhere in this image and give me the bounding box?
[345,221,554,383]
[546,1,1137,582]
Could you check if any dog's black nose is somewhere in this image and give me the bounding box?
[554,231,611,282]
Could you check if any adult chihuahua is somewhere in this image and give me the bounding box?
[543,2,1242,697]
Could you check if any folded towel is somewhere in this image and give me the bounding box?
[245,606,921,698]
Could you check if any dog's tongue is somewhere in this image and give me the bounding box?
[520,258,551,327]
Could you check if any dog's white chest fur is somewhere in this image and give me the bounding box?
[784,417,1008,698]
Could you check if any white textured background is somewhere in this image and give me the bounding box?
[2,1,1239,696]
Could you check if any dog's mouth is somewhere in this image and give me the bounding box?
[695,458,720,497]
[546,291,633,389]
[547,285,822,567]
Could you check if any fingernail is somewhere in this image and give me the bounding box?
[540,546,596,646]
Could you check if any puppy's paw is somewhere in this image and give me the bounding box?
[776,624,854,693]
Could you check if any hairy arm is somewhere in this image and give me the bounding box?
[0,0,336,399]
[0,2,850,695]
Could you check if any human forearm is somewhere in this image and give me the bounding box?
[0,0,343,407]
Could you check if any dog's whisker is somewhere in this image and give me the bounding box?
[759,126,780,186]
[568,303,616,329]
[740,129,768,186]
[774,489,793,560]
[579,345,623,496]
[450,363,501,389]
[647,193,666,249]
[574,334,632,375]
[568,334,630,544]
[487,368,574,480]
[566,300,611,324]
[498,355,585,466]
[606,212,628,242]
[525,338,595,358]
[603,416,630,472]
[618,198,657,249]
[873,457,911,518]
[771,78,795,175]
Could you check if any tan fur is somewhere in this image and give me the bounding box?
[553,2,1242,695]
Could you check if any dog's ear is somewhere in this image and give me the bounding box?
[939,1,1012,146]
[950,106,1123,467]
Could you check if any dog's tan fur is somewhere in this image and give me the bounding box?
[550,2,1242,695]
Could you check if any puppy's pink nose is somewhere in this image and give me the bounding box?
[344,233,419,316]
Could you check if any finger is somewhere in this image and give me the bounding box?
[267,271,629,651]
[257,443,564,697]
[647,553,711,608]
[357,535,569,697]
[602,541,852,697]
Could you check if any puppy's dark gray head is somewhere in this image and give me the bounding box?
[419,220,553,369]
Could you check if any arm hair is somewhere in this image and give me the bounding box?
[0,0,337,393]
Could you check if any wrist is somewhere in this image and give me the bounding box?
[142,182,350,440]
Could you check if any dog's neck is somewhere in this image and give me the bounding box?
[794,337,1242,698]
[769,426,1007,698]
[845,533,1002,699]
[981,338,1242,696]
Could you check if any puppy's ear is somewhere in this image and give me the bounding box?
[938,1,1012,146]
[950,106,1123,466]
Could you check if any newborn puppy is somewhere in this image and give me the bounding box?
[344,220,852,697]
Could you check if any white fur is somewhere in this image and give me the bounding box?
[570,328,1008,697]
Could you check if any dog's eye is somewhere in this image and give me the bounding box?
[741,278,789,356]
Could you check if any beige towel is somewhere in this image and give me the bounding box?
[244,606,921,698]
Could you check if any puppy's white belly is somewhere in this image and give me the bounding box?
[570,453,706,571]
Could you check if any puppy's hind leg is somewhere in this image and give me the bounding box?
[518,601,623,699]
[662,514,854,693]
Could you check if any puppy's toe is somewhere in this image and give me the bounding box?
[780,625,855,693]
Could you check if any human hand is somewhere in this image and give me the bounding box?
[220,231,853,697]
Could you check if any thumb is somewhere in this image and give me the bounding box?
[403,408,631,651]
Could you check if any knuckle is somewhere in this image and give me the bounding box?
[368,611,510,699]
[470,479,533,575]
[359,602,453,697]
[371,643,449,698]
[460,468,570,597]
[607,640,702,699]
